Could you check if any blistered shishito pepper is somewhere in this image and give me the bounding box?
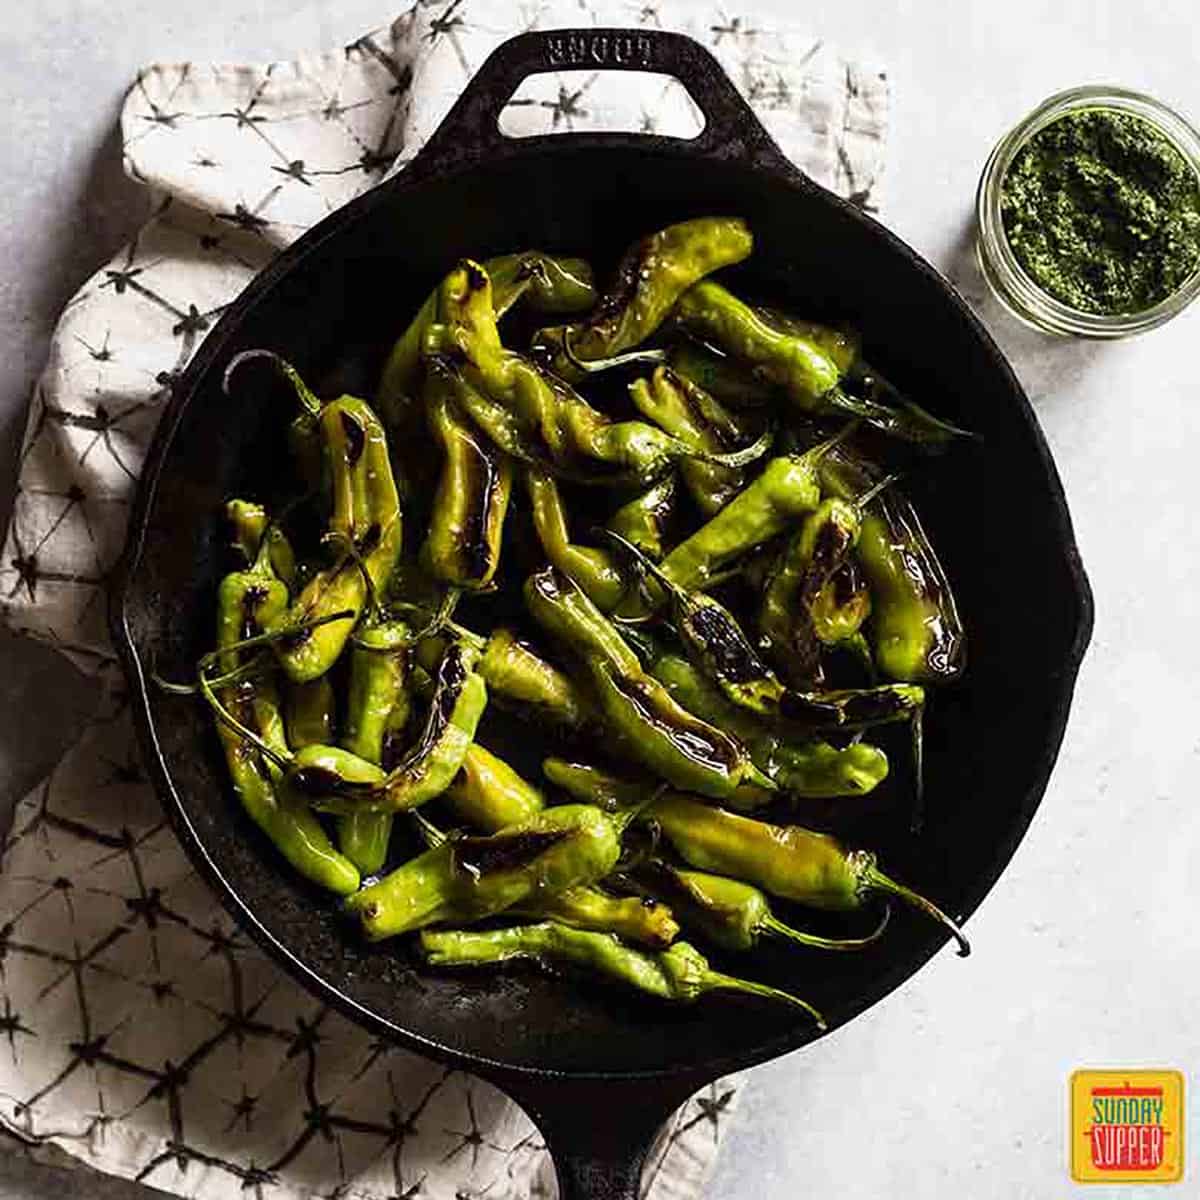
[420,923,823,1023]
[342,803,626,940]
[211,552,360,895]
[525,467,626,609]
[426,262,766,487]
[624,861,890,953]
[629,366,754,516]
[226,498,296,590]
[438,751,677,948]
[649,651,890,800]
[809,559,874,673]
[525,567,773,799]
[284,677,336,749]
[259,379,402,682]
[443,742,545,830]
[378,251,598,413]
[511,888,680,949]
[619,445,830,622]
[819,448,965,683]
[645,792,970,956]
[606,474,677,560]
[532,218,753,380]
[760,497,862,687]
[672,282,967,444]
[422,360,513,591]
[417,625,590,730]
[605,529,793,717]
[293,641,486,815]
[336,617,412,873]
[541,757,649,813]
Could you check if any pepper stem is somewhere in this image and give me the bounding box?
[910,704,925,835]
[761,903,891,952]
[153,655,267,696]
[742,760,779,792]
[559,328,667,373]
[223,349,322,417]
[864,862,970,958]
[323,529,382,620]
[853,472,902,511]
[409,809,448,848]
[198,671,293,773]
[194,608,357,676]
[703,971,827,1029]
[600,529,682,600]
[688,424,774,469]
[804,420,860,463]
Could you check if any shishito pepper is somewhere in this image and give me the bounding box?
[234,360,401,682]
[672,282,967,444]
[378,250,598,413]
[210,549,359,895]
[336,617,412,873]
[443,742,545,830]
[294,641,487,815]
[425,261,767,487]
[525,566,773,799]
[532,217,754,380]
[605,474,677,559]
[226,498,296,590]
[759,475,896,686]
[284,676,336,749]
[628,366,754,516]
[416,624,590,730]
[438,748,677,948]
[419,923,824,1024]
[645,792,970,956]
[623,860,891,953]
[422,359,513,591]
[644,449,825,597]
[648,652,890,800]
[525,467,626,609]
[817,447,965,683]
[342,803,626,939]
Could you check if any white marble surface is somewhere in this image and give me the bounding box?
[1,2,1199,1198]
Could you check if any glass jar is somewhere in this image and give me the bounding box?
[975,85,1200,337]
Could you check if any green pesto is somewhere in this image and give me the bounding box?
[1000,108,1200,314]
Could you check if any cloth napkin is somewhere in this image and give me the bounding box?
[0,4,889,1198]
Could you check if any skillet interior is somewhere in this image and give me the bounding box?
[116,140,1090,1080]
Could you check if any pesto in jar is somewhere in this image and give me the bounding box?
[1000,108,1200,314]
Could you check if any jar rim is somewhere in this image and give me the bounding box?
[976,85,1200,337]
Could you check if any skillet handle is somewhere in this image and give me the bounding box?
[410,27,792,174]
[502,1075,703,1200]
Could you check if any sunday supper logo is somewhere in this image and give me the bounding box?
[1071,1070,1184,1183]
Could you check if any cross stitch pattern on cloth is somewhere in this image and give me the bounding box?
[0,4,889,1198]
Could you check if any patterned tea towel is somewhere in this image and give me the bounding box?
[0,4,889,1199]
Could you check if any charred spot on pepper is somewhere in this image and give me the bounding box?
[339,410,366,466]
[463,259,490,294]
[686,604,763,684]
[290,765,377,799]
[451,828,571,877]
[831,561,860,608]
[393,644,467,775]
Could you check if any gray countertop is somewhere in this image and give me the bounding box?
[2,2,1199,1198]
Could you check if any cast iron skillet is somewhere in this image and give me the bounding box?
[110,28,1093,1200]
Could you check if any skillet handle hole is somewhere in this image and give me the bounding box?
[497,70,705,140]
